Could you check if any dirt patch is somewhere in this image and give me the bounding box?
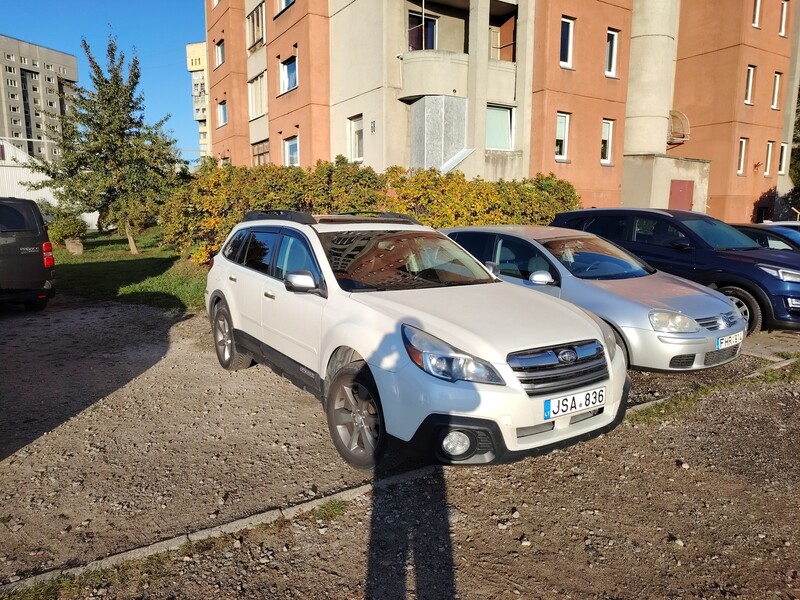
[1,296,799,598]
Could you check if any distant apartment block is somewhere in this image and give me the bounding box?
[186,42,211,159]
[0,34,77,161]
[204,0,800,223]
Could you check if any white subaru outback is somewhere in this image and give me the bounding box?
[205,211,630,469]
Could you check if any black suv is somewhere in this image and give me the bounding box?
[0,197,55,311]
[551,208,800,334]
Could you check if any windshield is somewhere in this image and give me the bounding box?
[317,230,495,291]
[543,236,654,280]
[681,217,760,250]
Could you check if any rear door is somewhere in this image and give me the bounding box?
[0,200,47,290]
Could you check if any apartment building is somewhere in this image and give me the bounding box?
[203,0,800,222]
[186,42,211,158]
[0,34,77,161]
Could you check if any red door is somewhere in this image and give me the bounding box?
[668,180,694,211]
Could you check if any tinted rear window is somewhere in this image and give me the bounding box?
[0,202,39,233]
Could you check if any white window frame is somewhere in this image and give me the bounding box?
[745,65,756,104]
[248,72,267,120]
[779,143,788,175]
[247,3,265,49]
[283,135,299,166]
[280,56,298,93]
[6,78,17,87]
[737,137,748,175]
[215,40,225,68]
[556,112,570,160]
[780,0,789,36]
[605,29,619,77]
[277,0,295,11]
[771,72,781,109]
[8,92,18,100]
[217,101,228,127]
[560,16,575,68]
[349,114,364,162]
[485,105,513,150]
[765,141,774,176]
[601,119,614,165]
[753,0,762,27]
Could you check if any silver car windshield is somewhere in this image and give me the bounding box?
[318,230,496,291]
[543,236,655,280]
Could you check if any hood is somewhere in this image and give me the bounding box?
[583,272,735,318]
[350,281,604,363]
[715,247,800,269]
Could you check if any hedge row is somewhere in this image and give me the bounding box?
[161,157,581,264]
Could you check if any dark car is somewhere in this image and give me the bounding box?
[732,223,800,252]
[0,197,55,311]
[551,208,800,334]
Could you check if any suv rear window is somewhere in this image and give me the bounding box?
[0,202,38,233]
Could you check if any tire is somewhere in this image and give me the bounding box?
[212,300,252,371]
[326,362,389,471]
[23,299,48,312]
[719,286,762,335]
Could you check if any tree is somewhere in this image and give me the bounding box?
[25,35,185,254]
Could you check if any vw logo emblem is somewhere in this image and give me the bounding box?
[557,349,578,364]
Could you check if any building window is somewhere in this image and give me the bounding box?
[12,132,21,138]
[4,53,14,61]
[247,3,264,49]
[779,143,788,174]
[601,119,614,164]
[252,139,269,166]
[280,56,297,93]
[486,105,513,150]
[248,72,267,119]
[605,29,619,77]
[45,63,53,71]
[31,85,39,93]
[349,115,364,161]
[8,92,18,100]
[745,65,756,104]
[6,78,17,87]
[780,0,789,36]
[45,75,54,83]
[31,59,38,67]
[560,17,575,68]
[277,0,295,11]
[217,101,228,127]
[9,105,20,113]
[556,112,570,160]
[0,144,5,161]
[47,100,56,108]
[11,118,20,125]
[283,136,299,166]
[408,12,437,51]
[19,57,27,65]
[215,40,225,67]
[765,141,774,176]
[52,147,60,156]
[5,65,16,74]
[752,0,761,27]
[737,137,748,175]
[30,72,38,80]
[771,72,781,109]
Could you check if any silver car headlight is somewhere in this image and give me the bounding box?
[401,324,504,385]
[580,310,617,361]
[758,264,800,283]
[649,311,700,333]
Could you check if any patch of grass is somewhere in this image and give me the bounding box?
[626,383,718,425]
[313,499,348,523]
[754,354,800,384]
[52,227,207,313]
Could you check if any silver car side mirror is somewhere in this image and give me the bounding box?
[529,270,555,285]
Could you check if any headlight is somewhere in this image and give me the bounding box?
[401,324,504,385]
[649,311,700,333]
[758,264,800,283]
[580,309,617,361]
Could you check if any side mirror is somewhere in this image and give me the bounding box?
[669,238,693,251]
[529,270,555,285]
[285,270,319,293]
[485,261,500,276]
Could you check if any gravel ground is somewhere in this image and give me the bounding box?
[1,295,799,599]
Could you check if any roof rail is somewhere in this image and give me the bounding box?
[320,211,423,225]
[243,210,317,225]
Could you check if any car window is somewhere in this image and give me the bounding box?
[242,231,279,274]
[771,226,800,246]
[681,217,759,250]
[494,235,556,280]
[450,231,493,264]
[633,217,688,247]
[0,202,38,233]
[318,230,494,291]
[582,215,629,241]
[275,234,321,282]
[543,235,654,280]
[222,230,248,262]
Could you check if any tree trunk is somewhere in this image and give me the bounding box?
[125,221,140,255]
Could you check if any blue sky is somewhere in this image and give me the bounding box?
[2,1,206,164]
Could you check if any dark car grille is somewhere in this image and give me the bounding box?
[704,344,740,366]
[696,311,739,331]
[507,339,609,397]
[669,354,696,369]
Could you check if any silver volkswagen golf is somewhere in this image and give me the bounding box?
[445,225,747,372]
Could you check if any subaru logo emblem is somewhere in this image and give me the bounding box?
[558,349,578,364]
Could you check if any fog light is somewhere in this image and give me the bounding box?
[442,430,472,457]
[788,298,800,309]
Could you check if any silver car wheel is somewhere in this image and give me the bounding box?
[214,310,233,363]
[332,382,380,458]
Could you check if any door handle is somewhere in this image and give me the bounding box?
[228,275,237,282]
[264,290,275,299]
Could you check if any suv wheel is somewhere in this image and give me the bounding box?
[719,286,762,335]
[326,362,387,470]
[212,300,252,371]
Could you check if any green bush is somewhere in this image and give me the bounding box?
[47,214,88,244]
